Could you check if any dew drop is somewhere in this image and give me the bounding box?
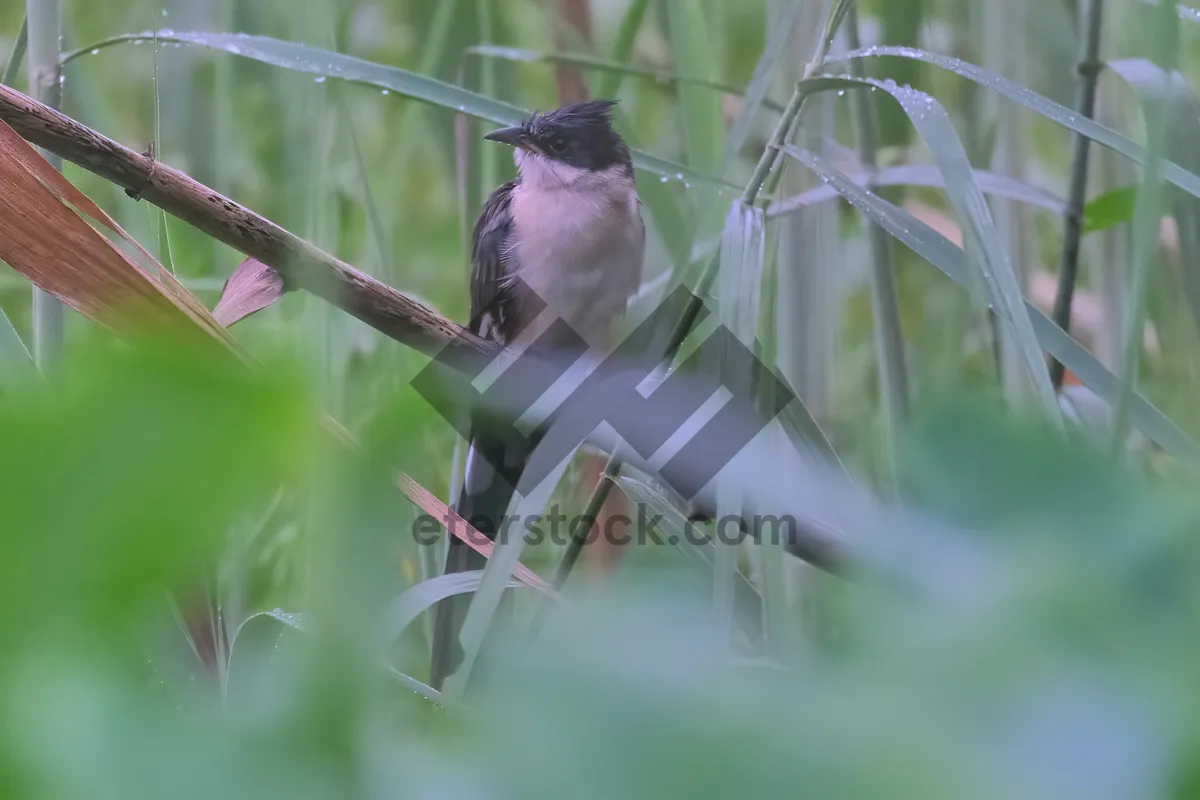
[314,75,327,83]
[660,175,669,183]
[90,48,100,55]
[837,89,845,97]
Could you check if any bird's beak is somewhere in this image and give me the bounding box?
[484,125,532,149]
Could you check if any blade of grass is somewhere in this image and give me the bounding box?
[769,164,1067,215]
[742,0,850,205]
[1106,58,1200,349]
[667,0,723,174]
[476,0,498,209]
[597,0,649,99]
[828,45,1200,203]
[800,74,1060,420]
[0,13,29,375]
[338,90,396,287]
[1111,2,1179,451]
[787,144,1200,463]
[387,0,459,179]
[62,31,732,190]
[713,200,765,640]
[383,571,522,642]
[721,0,803,171]
[846,1,908,472]
[2,16,27,85]
[0,308,35,387]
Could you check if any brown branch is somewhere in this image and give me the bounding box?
[0,82,491,358]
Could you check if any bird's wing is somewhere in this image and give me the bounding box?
[468,180,519,343]
[431,180,526,691]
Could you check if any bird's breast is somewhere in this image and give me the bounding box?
[508,180,643,349]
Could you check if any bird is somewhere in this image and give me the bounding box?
[429,99,645,690]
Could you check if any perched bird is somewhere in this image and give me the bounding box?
[429,99,645,689]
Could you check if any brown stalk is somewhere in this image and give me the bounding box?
[0,82,489,359]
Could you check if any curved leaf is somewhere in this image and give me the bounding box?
[62,32,733,189]
[768,163,1067,216]
[1082,186,1137,234]
[800,74,1060,418]
[382,570,522,642]
[224,608,312,687]
[785,144,1200,464]
[384,666,443,704]
[828,46,1200,203]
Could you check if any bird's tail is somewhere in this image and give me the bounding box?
[429,422,532,691]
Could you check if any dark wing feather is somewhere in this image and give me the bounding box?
[468,180,518,342]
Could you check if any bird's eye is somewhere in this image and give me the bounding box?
[547,136,568,153]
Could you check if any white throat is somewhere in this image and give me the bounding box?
[514,149,594,191]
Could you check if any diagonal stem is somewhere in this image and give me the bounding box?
[0,82,489,358]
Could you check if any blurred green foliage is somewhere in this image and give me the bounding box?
[0,337,1198,797]
[5,0,1200,795]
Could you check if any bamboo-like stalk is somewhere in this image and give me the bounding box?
[26,0,64,368]
[1049,0,1106,390]
[846,3,909,454]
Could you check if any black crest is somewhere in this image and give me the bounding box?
[523,99,631,172]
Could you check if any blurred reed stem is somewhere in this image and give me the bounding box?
[26,0,64,368]
[596,0,649,99]
[846,2,908,467]
[1112,0,1177,450]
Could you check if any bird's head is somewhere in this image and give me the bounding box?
[484,99,632,187]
